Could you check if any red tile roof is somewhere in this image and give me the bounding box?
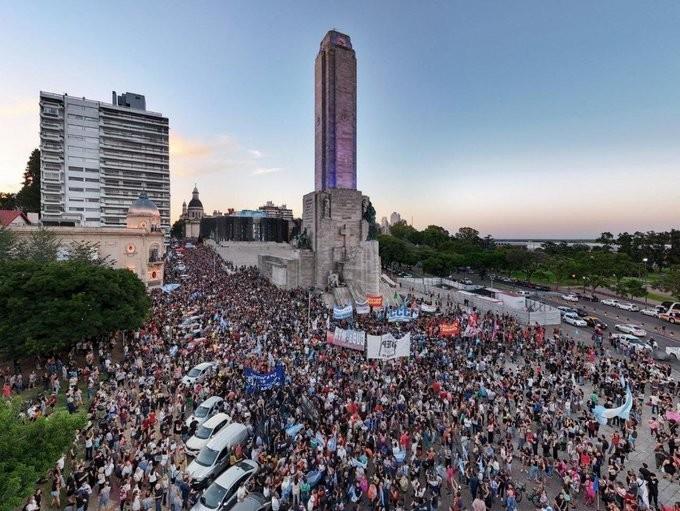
[0,210,30,227]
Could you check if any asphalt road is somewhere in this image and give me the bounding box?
[449,272,680,349]
[538,292,680,348]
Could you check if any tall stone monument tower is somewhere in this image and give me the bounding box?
[303,30,380,296]
[315,30,357,191]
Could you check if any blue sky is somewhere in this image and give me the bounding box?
[1,0,679,237]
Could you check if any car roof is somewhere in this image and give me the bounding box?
[193,362,214,370]
[206,422,248,450]
[213,459,259,488]
[201,413,229,429]
[198,396,224,407]
[230,493,269,511]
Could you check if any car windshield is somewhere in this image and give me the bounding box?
[195,424,213,440]
[200,482,228,509]
[187,368,202,378]
[194,405,210,418]
[195,447,218,467]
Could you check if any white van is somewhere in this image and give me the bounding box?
[185,413,230,457]
[186,422,249,489]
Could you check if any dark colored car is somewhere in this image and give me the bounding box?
[583,316,607,329]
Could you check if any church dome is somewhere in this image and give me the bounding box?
[127,192,160,217]
[188,197,203,209]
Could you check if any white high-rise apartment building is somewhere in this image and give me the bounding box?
[39,91,170,233]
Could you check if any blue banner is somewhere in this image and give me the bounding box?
[244,364,285,393]
[333,304,353,320]
[387,305,419,323]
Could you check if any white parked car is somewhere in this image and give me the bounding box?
[191,459,259,511]
[612,334,651,352]
[563,313,587,327]
[182,362,217,386]
[614,324,647,337]
[185,396,225,429]
[561,294,579,302]
[617,302,640,312]
[185,412,230,457]
[665,347,680,361]
[641,308,659,317]
[601,299,619,307]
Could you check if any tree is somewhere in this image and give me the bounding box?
[503,248,545,282]
[420,225,449,249]
[0,261,150,358]
[0,192,18,210]
[20,227,61,263]
[545,256,579,290]
[583,274,607,293]
[422,253,461,277]
[623,278,647,300]
[361,199,380,240]
[171,219,185,239]
[455,227,481,244]
[0,399,86,510]
[14,149,41,212]
[390,220,420,244]
[377,234,416,268]
[668,230,680,266]
[0,228,17,262]
[596,232,615,251]
[68,240,114,266]
[660,266,680,300]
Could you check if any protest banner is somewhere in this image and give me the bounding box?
[333,304,353,320]
[440,322,460,337]
[244,364,285,393]
[366,332,411,360]
[328,327,366,351]
[367,294,383,307]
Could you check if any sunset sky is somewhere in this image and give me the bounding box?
[1,1,679,238]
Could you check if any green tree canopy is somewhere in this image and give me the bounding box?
[420,225,450,249]
[389,220,421,244]
[171,219,185,239]
[0,399,86,510]
[660,266,680,300]
[0,260,150,358]
[14,149,41,213]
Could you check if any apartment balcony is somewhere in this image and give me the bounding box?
[40,110,63,120]
[41,122,64,132]
[99,151,168,164]
[42,153,64,163]
[41,132,63,142]
[100,130,168,146]
[42,197,64,206]
[100,163,169,176]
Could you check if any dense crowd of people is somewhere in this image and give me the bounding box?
[6,242,680,511]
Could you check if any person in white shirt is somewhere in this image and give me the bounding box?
[236,484,247,502]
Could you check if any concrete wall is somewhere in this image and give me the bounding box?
[397,278,561,326]
[211,240,295,267]
[256,250,315,290]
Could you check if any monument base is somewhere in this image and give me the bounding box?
[301,188,380,296]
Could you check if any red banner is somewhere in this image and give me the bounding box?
[367,294,383,307]
[440,322,460,337]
